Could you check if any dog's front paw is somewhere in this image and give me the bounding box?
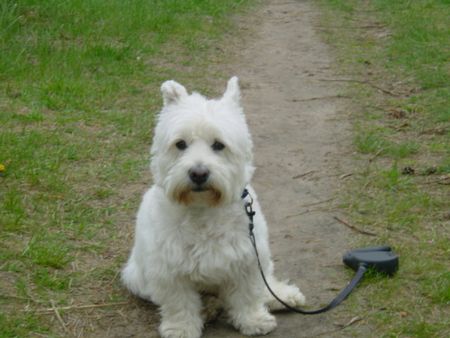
[234,310,277,336]
[159,321,202,338]
[267,282,306,311]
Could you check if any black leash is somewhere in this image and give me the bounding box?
[241,188,367,315]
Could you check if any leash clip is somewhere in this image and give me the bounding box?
[244,193,255,233]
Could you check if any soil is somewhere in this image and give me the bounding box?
[73,1,365,337]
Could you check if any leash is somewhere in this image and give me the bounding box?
[241,188,368,315]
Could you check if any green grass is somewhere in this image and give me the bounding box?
[319,0,449,336]
[0,0,253,336]
[355,131,419,158]
[0,0,242,111]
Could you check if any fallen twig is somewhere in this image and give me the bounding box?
[338,316,363,328]
[0,294,41,303]
[1,292,45,306]
[108,270,121,287]
[292,170,316,179]
[285,210,311,219]
[51,300,70,335]
[292,95,350,102]
[318,78,400,97]
[314,316,363,336]
[369,148,384,162]
[418,175,450,185]
[28,301,129,313]
[334,216,377,236]
[362,179,372,190]
[298,198,334,208]
[285,207,339,219]
[339,173,353,179]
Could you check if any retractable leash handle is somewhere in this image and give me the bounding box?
[242,189,399,315]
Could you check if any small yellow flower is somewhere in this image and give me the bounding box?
[0,163,5,173]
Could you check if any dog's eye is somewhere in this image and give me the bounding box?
[212,141,225,151]
[175,140,187,150]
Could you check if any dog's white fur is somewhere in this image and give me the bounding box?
[122,77,305,338]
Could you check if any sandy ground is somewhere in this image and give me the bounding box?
[86,0,362,337]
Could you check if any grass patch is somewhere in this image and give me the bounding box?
[26,235,72,269]
[355,131,419,158]
[319,0,449,336]
[0,0,254,336]
[33,268,71,291]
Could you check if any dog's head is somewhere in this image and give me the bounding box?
[150,77,254,207]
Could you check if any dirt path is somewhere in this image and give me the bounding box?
[204,0,357,337]
[89,1,359,337]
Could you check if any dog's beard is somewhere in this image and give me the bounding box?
[174,185,223,207]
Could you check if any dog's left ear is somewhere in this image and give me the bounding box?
[222,76,240,105]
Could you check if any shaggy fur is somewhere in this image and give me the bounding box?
[122,77,305,338]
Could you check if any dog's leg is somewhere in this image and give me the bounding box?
[222,272,277,336]
[153,279,204,338]
[264,275,306,311]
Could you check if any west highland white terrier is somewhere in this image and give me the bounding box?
[122,77,305,338]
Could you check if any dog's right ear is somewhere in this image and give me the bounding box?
[161,80,188,105]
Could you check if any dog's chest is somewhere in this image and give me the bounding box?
[178,212,253,284]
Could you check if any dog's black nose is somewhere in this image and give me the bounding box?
[189,166,210,185]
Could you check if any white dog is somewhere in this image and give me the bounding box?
[122,77,305,338]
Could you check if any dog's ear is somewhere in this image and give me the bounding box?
[161,80,188,105]
[223,76,240,105]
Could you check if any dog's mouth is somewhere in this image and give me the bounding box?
[191,186,208,192]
